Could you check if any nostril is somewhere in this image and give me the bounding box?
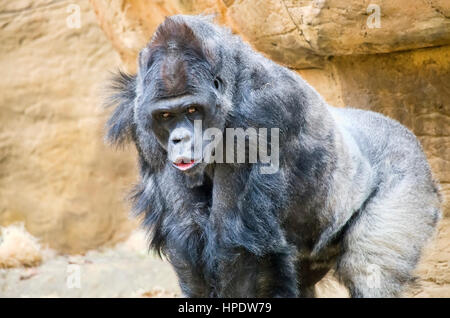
[171,134,190,145]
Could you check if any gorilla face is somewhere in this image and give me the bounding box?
[133,16,232,180]
[148,93,219,174]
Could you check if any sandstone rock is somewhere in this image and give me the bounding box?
[90,0,450,69]
[0,223,43,268]
[89,0,228,72]
[0,0,137,253]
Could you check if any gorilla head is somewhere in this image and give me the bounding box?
[131,16,237,185]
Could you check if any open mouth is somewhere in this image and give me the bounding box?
[173,159,196,171]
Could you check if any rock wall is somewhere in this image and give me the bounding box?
[0,0,137,253]
[89,0,450,295]
[333,47,450,217]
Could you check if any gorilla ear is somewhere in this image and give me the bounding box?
[105,70,136,146]
[138,47,152,80]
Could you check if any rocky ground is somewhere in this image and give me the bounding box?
[1,223,448,298]
[0,230,179,297]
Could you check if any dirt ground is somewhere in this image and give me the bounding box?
[0,223,448,298]
[0,230,179,298]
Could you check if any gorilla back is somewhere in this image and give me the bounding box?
[105,15,441,297]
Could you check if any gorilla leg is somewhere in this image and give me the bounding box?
[335,179,440,297]
[215,250,298,297]
[265,251,299,297]
[297,258,331,298]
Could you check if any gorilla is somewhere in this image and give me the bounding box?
[105,15,441,297]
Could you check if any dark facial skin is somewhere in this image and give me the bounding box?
[145,89,226,189]
[151,97,205,170]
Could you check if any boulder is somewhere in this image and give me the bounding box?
[0,0,137,253]
[90,0,450,69]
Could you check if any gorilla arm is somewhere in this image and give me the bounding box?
[208,163,299,297]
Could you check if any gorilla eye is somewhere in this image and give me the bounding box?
[160,112,173,119]
[214,77,222,90]
[187,106,197,114]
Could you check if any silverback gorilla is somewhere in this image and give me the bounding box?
[105,15,441,297]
